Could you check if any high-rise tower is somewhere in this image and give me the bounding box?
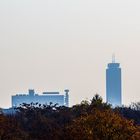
[106,56,122,106]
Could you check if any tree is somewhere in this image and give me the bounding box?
[65,109,140,140]
[0,114,27,140]
[89,94,111,111]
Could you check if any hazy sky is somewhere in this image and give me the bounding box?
[0,0,140,108]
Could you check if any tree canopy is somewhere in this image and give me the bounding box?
[0,95,140,140]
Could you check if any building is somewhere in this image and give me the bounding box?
[106,56,122,106]
[12,89,69,107]
[2,108,16,115]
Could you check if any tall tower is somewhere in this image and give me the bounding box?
[106,55,122,106]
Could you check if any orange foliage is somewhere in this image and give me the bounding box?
[66,109,140,140]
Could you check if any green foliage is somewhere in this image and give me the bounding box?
[89,94,111,111]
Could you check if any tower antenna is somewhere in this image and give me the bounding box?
[112,53,115,63]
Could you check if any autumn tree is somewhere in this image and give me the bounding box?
[65,109,140,140]
[0,114,27,140]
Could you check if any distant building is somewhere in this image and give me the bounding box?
[12,89,69,107]
[2,108,16,115]
[106,56,122,106]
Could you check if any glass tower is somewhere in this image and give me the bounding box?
[106,57,122,106]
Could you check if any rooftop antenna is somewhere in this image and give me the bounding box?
[112,53,115,63]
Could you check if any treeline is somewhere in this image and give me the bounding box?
[0,95,140,140]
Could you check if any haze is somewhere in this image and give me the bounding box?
[0,0,140,108]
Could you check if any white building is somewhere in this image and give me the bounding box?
[12,89,69,107]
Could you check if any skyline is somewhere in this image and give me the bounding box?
[1,0,140,108]
[0,56,137,108]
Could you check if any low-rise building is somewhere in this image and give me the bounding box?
[12,89,69,107]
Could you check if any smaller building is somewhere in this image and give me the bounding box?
[2,108,16,115]
[12,89,69,107]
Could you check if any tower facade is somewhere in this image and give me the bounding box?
[106,57,122,106]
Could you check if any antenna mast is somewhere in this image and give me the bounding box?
[112,53,115,63]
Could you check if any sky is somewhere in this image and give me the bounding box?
[0,0,140,108]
